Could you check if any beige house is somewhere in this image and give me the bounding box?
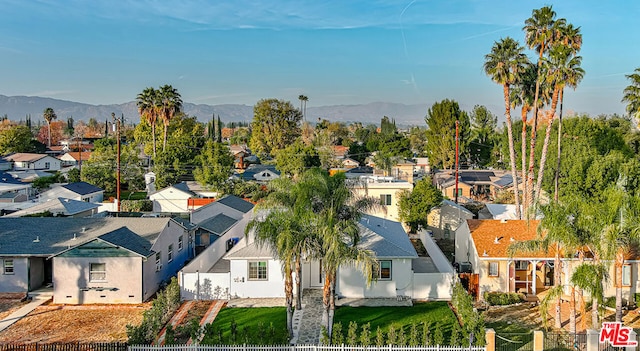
[351,176,413,222]
[4,153,62,171]
[427,200,475,240]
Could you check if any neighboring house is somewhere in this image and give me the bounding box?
[4,153,62,171]
[390,160,415,183]
[434,170,519,202]
[479,204,523,220]
[427,200,475,240]
[237,164,280,182]
[341,158,360,169]
[454,219,552,299]
[149,181,219,213]
[0,172,32,198]
[190,195,254,225]
[0,192,28,203]
[59,152,91,167]
[0,159,10,172]
[180,215,455,301]
[351,176,413,222]
[39,182,104,203]
[0,217,193,304]
[333,145,349,160]
[4,197,100,218]
[414,157,430,175]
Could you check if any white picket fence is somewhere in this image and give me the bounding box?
[130,345,485,351]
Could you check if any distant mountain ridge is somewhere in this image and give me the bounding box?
[0,95,433,126]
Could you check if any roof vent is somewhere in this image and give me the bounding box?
[72,233,77,240]
[494,237,500,244]
[510,237,515,242]
[500,218,508,223]
[33,236,40,243]
[82,227,86,233]
[483,250,489,257]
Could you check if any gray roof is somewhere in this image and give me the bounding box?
[0,172,24,185]
[240,165,280,181]
[62,182,103,195]
[216,195,254,213]
[358,215,418,258]
[4,198,100,217]
[198,213,238,236]
[172,182,197,196]
[225,241,276,260]
[97,227,155,257]
[440,200,474,216]
[0,218,171,256]
[172,217,197,231]
[493,174,515,188]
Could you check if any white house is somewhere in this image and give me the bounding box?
[4,153,62,171]
[39,182,104,203]
[427,200,475,240]
[4,197,100,218]
[351,176,414,222]
[179,215,454,301]
[58,152,91,167]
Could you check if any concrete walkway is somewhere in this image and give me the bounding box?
[0,297,51,333]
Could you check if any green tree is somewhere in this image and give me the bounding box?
[81,138,144,193]
[274,140,320,178]
[0,124,33,155]
[249,98,302,157]
[424,99,470,170]
[484,37,528,219]
[42,107,57,147]
[193,140,235,191]
[622,68,640,121]
[398,178,443,233]
[157,84,183,152]
[469,105,497,167]
[137,87,159,158]
[408,126,428,157]
[67,168,81,183]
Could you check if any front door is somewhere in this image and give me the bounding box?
[309,260,324,288]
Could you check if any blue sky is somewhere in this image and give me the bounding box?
[0,0,638,117]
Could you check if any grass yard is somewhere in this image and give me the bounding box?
[332,302,458,345]
[200,307,288,345]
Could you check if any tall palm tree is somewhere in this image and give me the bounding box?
[622,68,640,121]
[484,37,528,219]
[42,107,57,147]
[157,84,183,151]
[523,6,558,207]
[298,95,309,122]
[535,43,584,201]
[136,87,158,158]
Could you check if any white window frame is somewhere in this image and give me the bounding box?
[168,244,173,263]
[380,194,392,206]
[623,264,632,287]
[3,259,14,275]
[488,262,499,277]
[178,235,183,251]
[155,252,162,272]
[373,260,392,280]
[89,263,106,282]
[248,261,268,281]
[515,261,529,271]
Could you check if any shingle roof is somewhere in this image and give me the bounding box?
[61,182,103,195]
[468,219,546,258]
[172,217,197,231]
[4,198,100,217]
[216,195,254,213]
[198,213,238,235]
[358,215,418,258]
[0,218,170,256]
[225,241,276,260]
[172,182,197,196]
[4,153,49,162]
[97,227,155,257]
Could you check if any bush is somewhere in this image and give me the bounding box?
[484,291,525,306]
[121,199,153,212]
[126,277,181,344]
[635,293,640,308]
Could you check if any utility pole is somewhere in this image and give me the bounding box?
[112,113,122,213]
[454,120,460,204]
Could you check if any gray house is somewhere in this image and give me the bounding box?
[0,218,193,304]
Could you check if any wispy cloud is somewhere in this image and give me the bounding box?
[461,24,520,41]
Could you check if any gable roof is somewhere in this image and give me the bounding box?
[4,153,50,163]
[240,165,280,181]
[467,219,545,258]
[4,197,100,217]
[97,227,155,257]
[198,213,238,235]
[441,199,474,217]
[172,182,197,196]
[60,152,91,162]
[216,195,254,213]
[171,216,197,231]
[0,218,171,256]
[225,240,276,260]
[358,215,418,258]
[61,182,103,195]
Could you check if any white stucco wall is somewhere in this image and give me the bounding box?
[336,259,413,298]
[352,181,413,221]
[14,156,61,171]
[0,257,28,293]
[180,272,230,300]
[228,259,284,298]
[420,230,455,273]
[53,256,143,304]
[413,273,454,300]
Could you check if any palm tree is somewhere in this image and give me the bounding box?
[136,87,159,158]
[157,85,183,151]
[535,43,584,201]
[484,37,528,219]
[523,6,558,207]
[622,68,640,120]
[42,107,57,147]
[298,95,309,122]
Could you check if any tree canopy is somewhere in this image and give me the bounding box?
[425,99,470,169]
[249,98,302,157]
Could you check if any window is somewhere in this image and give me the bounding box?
[373,260,392,280]
[44,162,50,169]
[178,236,183,251]
[3,259,14,275]
[488,262,499,277]
[155,252,162,271]
[623,264,632,287]
[168,244,173,262]
[515,261,529,271]
[89,263,106,282]
[248,261,268,280]
[453,188,463,197]
[380,194,392,206]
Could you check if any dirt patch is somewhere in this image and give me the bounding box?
[0,303,150,343]
[169,301,212,343]
[0,299,27,320]
[485,303,544,330]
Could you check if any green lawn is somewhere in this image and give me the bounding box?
[332,302,459,345]
[485,321,533,351]
[201,307,289,345]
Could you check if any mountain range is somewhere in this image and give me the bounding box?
[0,95,494,126]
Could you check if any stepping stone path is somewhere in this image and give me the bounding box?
[293,289,325,345]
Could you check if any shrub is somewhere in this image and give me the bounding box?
[433,323,444,345]
[347,321,358,345]
[320,326,330,345]
[422,322,431,345]
[409,323,419,346]
[360,323,371,346]
[483,291,525,306]
[635,293,640,308]
[375,326,385,347]
[452,282,486,346]
[121,199,153,212]
[397,325,406,346]
[332,322,344,344]
[387,325,397,345]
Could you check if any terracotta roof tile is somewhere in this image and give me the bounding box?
[468,219,551,258]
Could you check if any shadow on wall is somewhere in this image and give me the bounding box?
[191,279,229,300]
